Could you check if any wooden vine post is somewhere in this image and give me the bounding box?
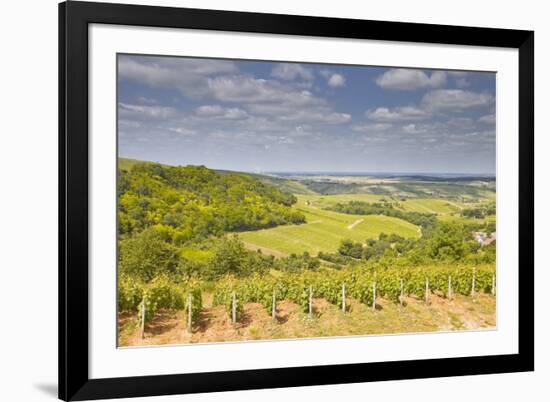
[492,274,496,296]
[272,289,276,320]
[425,277,429,305]
[448,275,452,301]
[231,291,237,324]
[308,286,313,318]
[372,280,376,311]
[399,278,404,307]
[140,298,145,339]
[187,293,192,333]
[471,267,476,298]
[342,283,346,312]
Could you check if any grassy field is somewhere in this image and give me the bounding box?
[438,214,496,225]
[300,179,495,199]
[239,197,420,256]
[296,194,467,215]
[238,193,495,256]
[399,198,464,214]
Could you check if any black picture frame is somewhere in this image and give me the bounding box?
[59,1,534,400]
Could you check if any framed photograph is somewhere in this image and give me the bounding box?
[59,1,534,400]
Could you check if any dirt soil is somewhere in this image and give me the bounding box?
[118,293,496,347]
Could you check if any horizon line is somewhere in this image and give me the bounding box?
[118,156,496,177]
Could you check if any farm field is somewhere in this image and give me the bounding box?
[438,214,496,225]
[239,197,420,256]
[118,292,496,347]
[296,194,468,215]
[238,192,495,257]
[296,178,496,200]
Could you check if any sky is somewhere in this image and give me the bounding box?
[117,54,496,174]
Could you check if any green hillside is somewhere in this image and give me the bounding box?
[239,198,419,256]
[118,160,305,244]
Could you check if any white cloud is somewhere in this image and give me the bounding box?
[376,69,446,90]
[136,96,158,105]
[320,70,346,88]
[119,55,353,135]
[278,110,351,124]
[271,63,313,81]
[402,124,426,134]
[366,106,429,122]
[445,117,475,132]
[328,73,346,88]
[203,75,351,125]
[195,105,224,116]
[277,136,295,144]
[118,103,177,119]
[223,108,248,120]
[422,89,494,111]
[207,75,324,108]
[295,125,312,133]
[166,127,197,136]
[195,105,248,120]
[118,55,237,97]
[479,114,496,124]
[245,103,350,125]
[352,123,392,132]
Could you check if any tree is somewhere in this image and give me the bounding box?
[206,236,248,279]
[338,239,363,259]
[118,227,180,282]
[426,221,469,261]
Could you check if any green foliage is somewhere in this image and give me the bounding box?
[328,201,438,230]
[144,275,186,317]
[124,263,494,324]
[204,236,276,279]
[313,270,348,307]
[238,274,280,315]
[185,282,203,321]
[357,220,496,267]
[118,162,305,242]
[118,275,144,312]
[118,161,311,283]
[119,275,202,325]
[281,275,311,313]
[338,239,364,259]
[425,221,476,261]
[206,236,249,278]
[317,251,354,266]
[461,202,496,219]
[363,237,393,261]
[118,227,181,282]
[212,277,244,321]
[210,264,495,320]
[275,252,320,272]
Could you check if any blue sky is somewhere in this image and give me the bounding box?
[118,54,496,174]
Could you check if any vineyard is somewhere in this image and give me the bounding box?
[118,264,495,342]
[238,198,420,256]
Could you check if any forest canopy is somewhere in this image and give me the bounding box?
[118,162,305,244]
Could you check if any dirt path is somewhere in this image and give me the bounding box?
[118,293,496,347]
[347,218,364,230]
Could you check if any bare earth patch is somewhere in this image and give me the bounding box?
[347,218,364,230]
[118,292,496,347]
